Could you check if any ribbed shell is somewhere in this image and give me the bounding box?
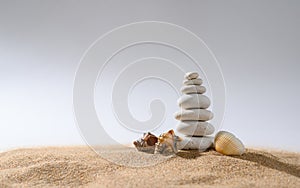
[214,131,245,155]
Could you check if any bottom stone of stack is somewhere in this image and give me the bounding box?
[177,136,213,151]
[176,121,214,136]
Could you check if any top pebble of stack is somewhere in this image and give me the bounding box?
[184,72,199,80]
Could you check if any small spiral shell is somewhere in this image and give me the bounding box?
[214,131,245,156]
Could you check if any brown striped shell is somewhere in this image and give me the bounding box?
[214,131,245,156]
[133,132,158,154]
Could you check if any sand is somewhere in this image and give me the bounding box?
[0,146,299,187]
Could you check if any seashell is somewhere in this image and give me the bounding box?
[133,132,158,154]
[181,85,206,94]
[155,129,182,155]
[214,131,245,156]
[184,72,199,80]
[177,94,210,109]
[174,109,214,121]
[183,78,203,85]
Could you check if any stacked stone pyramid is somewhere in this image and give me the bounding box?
[174,72,215,150]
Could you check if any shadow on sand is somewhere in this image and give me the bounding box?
[176,150,203,159]
[176,149,300,178]
[232,150,300,178]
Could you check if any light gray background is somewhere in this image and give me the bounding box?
[1,0,299,151]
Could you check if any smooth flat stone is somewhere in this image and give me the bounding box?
[177,136,213,151]
[183,78,203,85]
[174,109,213,121]
[181,85,206,94]
[184,72,199,80]
[176,121,215,136]
[177,94,210,109]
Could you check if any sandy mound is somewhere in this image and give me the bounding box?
[0,146,299,187]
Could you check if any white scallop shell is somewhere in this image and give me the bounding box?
[154,130,182,155]
[214,131,245,156]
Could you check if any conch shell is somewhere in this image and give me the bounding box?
[214,131,245,156]
[133,132,158,154]
[155,130,182,155]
